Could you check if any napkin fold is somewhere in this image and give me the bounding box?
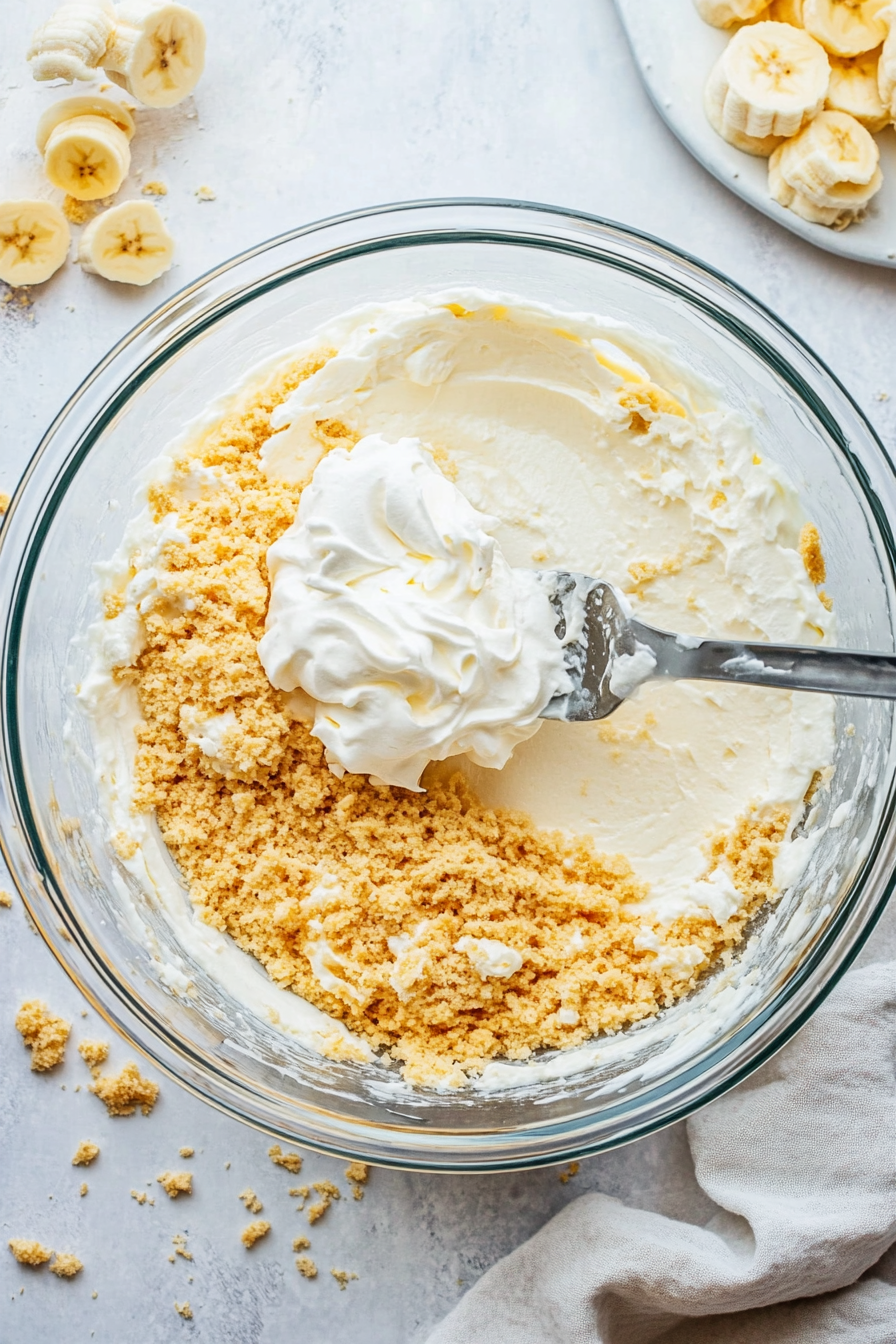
[427,961,896,1344]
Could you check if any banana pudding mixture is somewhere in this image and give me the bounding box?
[82,291,835,1088]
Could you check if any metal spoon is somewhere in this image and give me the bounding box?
[539,572,896,723]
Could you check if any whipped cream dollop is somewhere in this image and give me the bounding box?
[258,433,569,790]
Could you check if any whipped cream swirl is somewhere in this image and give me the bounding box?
[258,433,570,789]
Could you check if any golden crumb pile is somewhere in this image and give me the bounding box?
[296,1255,317,1278]
[109,354,792,1086]
[293,1236,311,1252]
[179,1146,195,1158]
[269,1144,303,1174]
[78,1039,109,1069]
[80,1183,88,1197]
[15,1000,70,1071]
[49,1253,82,1279]
[331,1268,358,1290]
[0,889,12,908]
[345,1161,369,1201]
[131,1189,153,1205]
[157,1171,192,1199]
[307,1180,340,1225]
[239,1188,263,1214]
[175,1301,193,1319]
[240,1220,270,1249]
[172,1234,192,1261]
[8,1239,52,1266]
[0,492,10,514]
[72,1141,100,1167]
[799,522,827,585]
[90,1061,159,1116]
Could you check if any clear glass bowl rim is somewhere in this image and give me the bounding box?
[1,197,895,1172]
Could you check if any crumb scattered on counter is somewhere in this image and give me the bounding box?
[296,1256,317,1278]
[290,1185,309,1209]
[307,1180,340,1225]
[178,1147,194,1158]
[559,1161,580,1184]
[224,1161,231,1170]
[157,1171,192,1199]
[49,1253,82,1278]
[80,1183,88,1197]
[240,1220,270,1248]
[142,181,168,196]
[172,1234,192,1261]
[292,1236,310,1252]
[62,196,95,225]
[72,1141,100,1167]
[130,1190,154,1206]
[344,1161,369,1200]
[92,1290,98,1298]
[195,185,216,201]
[331,1268,357,1290]
[91,1062,159,1116]
[78,1040,109,1070]
[0,890,12,907]
[239,1188,262,1214]
[8,1240,52,1266]
[15,1001,71,1071]
[174,1300,193,1319]
[268,1144,302,1174]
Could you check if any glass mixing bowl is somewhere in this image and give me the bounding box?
[2,200,895,1171]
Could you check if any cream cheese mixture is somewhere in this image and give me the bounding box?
[80,288,836,1088]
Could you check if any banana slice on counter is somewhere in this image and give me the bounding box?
[36,95,136,201]
[802,0,889,56]
[0,200,71,285]
[705,21,830,141]
[826,48,890,129]
[693,0,769,27]
[102,1,205,107]
[768,108,882,226]
[879,18,896,119]
[77,199,173,283]
[27,1,115,83]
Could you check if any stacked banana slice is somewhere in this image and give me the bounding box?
[695,0,895,230]
[0,0,205,288]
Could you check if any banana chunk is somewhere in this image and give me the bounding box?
[769,108,882,226]
[693,0,769,27]
[27,1,115,83]
[766,0,806,23]
[0,201,71,285]
[802,0,889,56]
[705,21,831,141]
[704,83,785,153]
[37,95,136,202]
[78,199,174,284]
[826,49,890,129]
[879,17,896,119]
[103,1,206,107]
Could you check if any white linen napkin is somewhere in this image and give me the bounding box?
[427,961,896,1344]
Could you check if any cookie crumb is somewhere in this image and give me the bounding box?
[174,1300,193,1319]
[345,1161,369,1200]
[130,1190,154,1206]
[142,181,168,196]
[49,1253,82,1278]
[290,1185,309,1209]
[80,1183,88,1197]
[15,1000,70,1071]
[799,522,826,586]
[195,185,216,201]
[330,1268,357,1290]
[172,1234,192,1261]
[90,1062,159,1116]
[178,1147,194,1158]
[240,1220,270,1249]
[92,1290,98,1298]
[62,196,95,224]
[224,1161,231,1170]
[292,1236,310,1252]
[8,1240,51,1266]
[296,1255,317,1278]
[0,890,12,908]
[558,1161,580,1184]
[307,1180,340,1224]
[77,1040,109,1070]
[157,1171,192,1199]
[239,1188,262,1214]
[0,493,10,515]
[72,1141,100,1167]
[268,1144,302,1174]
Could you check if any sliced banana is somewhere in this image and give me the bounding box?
[36,95,136,202]
[766,0,806,23]
[879,15,896,119]
[768,109,882,225]
[0,200,71,285]
[704,82,785,152]
[705,21,830,141]
[27,1,115,83]
[102,1,205,107]
[77,199,174,284]
[693,0,769,27]
[826,48,890,129]
[802,0,889,56]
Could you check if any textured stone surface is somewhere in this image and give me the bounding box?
[1,1,895,1340]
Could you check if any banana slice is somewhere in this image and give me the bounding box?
[102,1,205,107]
[879,16,896,119]
[766,0,806,23]
[693,0,769,27]
[704,82,785,152]
[802,0,889,56]
[0,201,71,285]
[826,48,890,129]
[27,1,115,83]
[77,200,174,284]
[768,109,882,226]
[705,21,830,141]
[36,96,136,202]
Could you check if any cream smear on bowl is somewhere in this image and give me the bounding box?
[78,288,836,1090]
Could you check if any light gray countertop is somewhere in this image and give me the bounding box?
[2,2,895,1340]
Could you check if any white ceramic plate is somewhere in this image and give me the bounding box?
[613,0,896,267]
